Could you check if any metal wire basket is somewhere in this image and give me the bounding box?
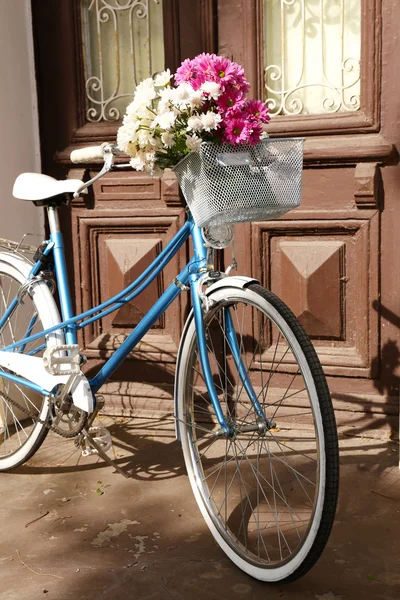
[173,138,304,227]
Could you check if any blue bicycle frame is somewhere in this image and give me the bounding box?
[0,207,265,433]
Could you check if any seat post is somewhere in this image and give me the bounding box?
[47,205,61,236]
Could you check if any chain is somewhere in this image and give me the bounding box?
[0,392,35,418]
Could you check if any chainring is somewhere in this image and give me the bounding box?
[50,386,87,438]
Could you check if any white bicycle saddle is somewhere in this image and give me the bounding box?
[13,173,84,202]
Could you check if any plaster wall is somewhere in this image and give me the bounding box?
[0,0,43,242]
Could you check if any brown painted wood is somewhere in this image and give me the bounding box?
[354,163,381,209]
[252,216,379,378]
[31,0,400,435]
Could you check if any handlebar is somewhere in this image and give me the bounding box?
[70,145,106,164]
[70,142,122,164]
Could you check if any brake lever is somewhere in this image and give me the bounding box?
[73,144,120,198]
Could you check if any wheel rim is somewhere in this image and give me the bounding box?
[0,270,49,461]
[181,292,325,571]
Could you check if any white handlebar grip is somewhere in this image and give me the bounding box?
[70,145,105,164]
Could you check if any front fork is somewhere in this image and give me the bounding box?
[189,276,270,437]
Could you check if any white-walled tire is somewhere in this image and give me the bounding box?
[176,284,339,582]
[0,252,64,471]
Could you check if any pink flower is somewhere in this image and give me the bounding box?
[182,53,250,95]
[206,55,231,81]
[217,89,246,115]
[222,64,249,94]
[175,58,205,90]
[175,58,194,85]
[192,52,215,73]
[223,117,253,145]
[245,99,270,124]
[247,122,264,145]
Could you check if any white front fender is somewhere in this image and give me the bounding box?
[205,275,259,296]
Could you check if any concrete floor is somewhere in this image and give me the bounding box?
[0,415,399,600]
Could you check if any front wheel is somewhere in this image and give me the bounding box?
[176,283,339,583]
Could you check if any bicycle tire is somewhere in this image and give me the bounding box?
[176,283,339,582]
[0,253,63,471]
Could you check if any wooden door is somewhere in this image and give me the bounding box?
[31,0,217,413]
[218,0,399,439]
[32,0,399,437]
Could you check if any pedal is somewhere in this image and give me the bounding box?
[43,344,81,375]
[81,426,112,456]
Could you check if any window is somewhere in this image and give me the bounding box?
[259,0,380,135]
[264,0,361,116]
[81,0,165,122]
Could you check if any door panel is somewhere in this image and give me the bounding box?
[75,212,185,360]
[252,216,378,377]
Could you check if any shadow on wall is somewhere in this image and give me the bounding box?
[330,301,400,443]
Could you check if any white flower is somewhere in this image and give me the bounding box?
[141,108,157,122]
[126,99,141,116]
[130,154,146,171]
[158,86,174,105]
[158,86,174,99]
[144,151,158,175]
[154,69,172,87]
[153,110,176,130]
[186,134,202,152]
[200,81,221,100]
[137,129,155,148]
[145,150,156,162]
[186,115,203,132]
[116,127,130,153]
[126,99,155,120]
[158,98,171,114]
[200,111,222,132]
[161,131,174,148]
[189,90,204,108]
[260,130,269,139]
[171,82,196,108]
[117,122,139,153]
[121,118,139,134]
[134,78,156,104]
[149,136,163,150]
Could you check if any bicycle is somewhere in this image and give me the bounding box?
[0,141,339,583]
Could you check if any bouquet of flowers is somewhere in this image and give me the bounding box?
[117,53,270,175]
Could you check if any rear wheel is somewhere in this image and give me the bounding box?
[0,254,63,471]
[176,283,339,582]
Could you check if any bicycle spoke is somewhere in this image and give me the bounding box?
[178,285,339,578]
[232,435,291,557]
